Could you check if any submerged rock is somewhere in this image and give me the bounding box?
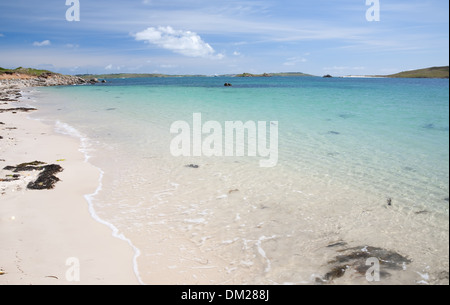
[387,198,393,206]
[319,245,412,283]
[328,131,341,135]
[185,164,200,169]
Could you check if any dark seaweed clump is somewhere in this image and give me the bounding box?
[3,161,63,190]
[0,108,37,113]
[185,164,200,169]
[3,161,46,172]
[27,164,63,190]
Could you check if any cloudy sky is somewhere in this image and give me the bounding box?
[0,0,448,76]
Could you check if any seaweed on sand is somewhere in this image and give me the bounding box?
[3,161,46,172]
[3,161,63,190]
[185,164,200,169]
[27,164,63,190]
[0,108,37,113]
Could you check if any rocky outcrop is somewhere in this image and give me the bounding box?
[0,74,87,89]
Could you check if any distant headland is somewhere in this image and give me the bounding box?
[1,66,448,81]
[379,66,449,79]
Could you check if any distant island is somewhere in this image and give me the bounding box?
[76,72,314,79]
[381,66,449,79]
[2,66,448,80]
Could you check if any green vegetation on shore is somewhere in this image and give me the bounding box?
[382,66,449,79]
[0,67,56,77]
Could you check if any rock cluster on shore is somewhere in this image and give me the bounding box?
[0,74,86,89]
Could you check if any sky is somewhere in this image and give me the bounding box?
[0,0,448,76]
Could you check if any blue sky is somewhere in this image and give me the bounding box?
[0,0,448,76]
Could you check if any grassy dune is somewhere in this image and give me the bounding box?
[0,67,56,77]
[385,66,449,79]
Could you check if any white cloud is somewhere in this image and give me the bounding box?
[283,57,307,66]
[134,26,223,59]
[33,40,51,47]
[105,64,123,71]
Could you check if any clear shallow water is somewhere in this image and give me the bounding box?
[32,77,449,284]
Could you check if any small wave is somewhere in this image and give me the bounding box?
[54,120,145,285]
[54,121,92,162]
[84,169,145,285]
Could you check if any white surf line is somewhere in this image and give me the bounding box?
[84,168,145,285]
[256,235,277,273]
[54,120,145,285]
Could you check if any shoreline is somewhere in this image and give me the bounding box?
[0,81,140,285]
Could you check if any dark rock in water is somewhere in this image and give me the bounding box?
[438,271,449,281]
[403,167,416,172]
[323,74,333,78]
[415,210,429,215]
[185,164,199,169]
[224,83,232,87]
[339,113,355,119]
[387,198,393,206]
[327,242,348,248]
[328,131,341,135]
[320,245,411,283]
[324,265,348,281]
[27,164,64,190]
[422,123,449,131]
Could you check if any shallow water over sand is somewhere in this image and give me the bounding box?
[32,77,449,284]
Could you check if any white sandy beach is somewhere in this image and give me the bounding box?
[0,86,139,285]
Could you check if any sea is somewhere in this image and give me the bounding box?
[28,76,449,285]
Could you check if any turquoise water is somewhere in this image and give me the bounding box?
[32,77,449,284]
